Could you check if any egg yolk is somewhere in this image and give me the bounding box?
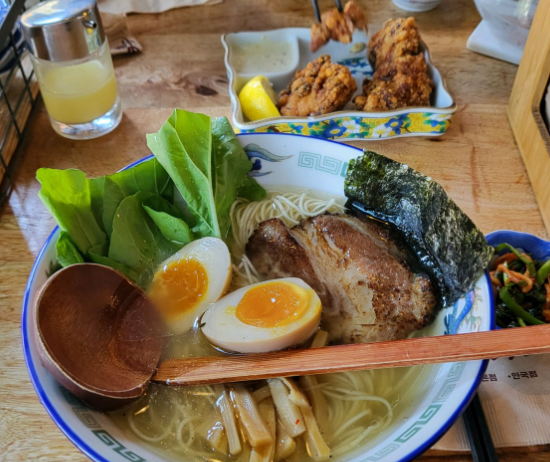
[148,258,208,321]
[236,281,310,328]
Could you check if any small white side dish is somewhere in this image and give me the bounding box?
[224,31,300,97]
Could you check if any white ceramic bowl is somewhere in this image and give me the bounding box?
[22,133,494,462]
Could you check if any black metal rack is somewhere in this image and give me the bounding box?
[0,0,40,206]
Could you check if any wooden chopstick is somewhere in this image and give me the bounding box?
[464,394,499,462]
[152,324,550,386]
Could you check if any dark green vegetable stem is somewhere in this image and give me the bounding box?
[499,285,545,325]
[536,259,550,286]
[495,243,536,278]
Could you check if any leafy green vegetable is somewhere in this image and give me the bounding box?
[238,175,267,202]
[56,232,84,267]
[171,110,212,179]
[108,191,182,286]
[143,195,193,245]
[499,285,545,325]
[147,109,219,238]
[37,168,107,255]
[38,109,266,284]
[89,177,106,231]
[88,242,109,258]
[146,110,266,240]
[536,259,550,286]
[491,244,549,327]
[88,251,140,282]
[211,116,264,238]
[101,158,172,236]
[144,206,193,245]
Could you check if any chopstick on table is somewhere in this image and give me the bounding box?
[311,0,344,23]
[463,393,499,462]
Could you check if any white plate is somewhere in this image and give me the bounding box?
[222,28,457,140]
[22,133,493,462]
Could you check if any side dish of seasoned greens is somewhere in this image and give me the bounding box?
[490,243,550,327]
[37,109,266,287]
[344,150,493,308]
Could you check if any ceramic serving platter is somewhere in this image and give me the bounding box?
[23,134,491,462]
[222,28,457,141]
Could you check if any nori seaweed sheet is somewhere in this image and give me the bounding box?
[344,150,493,308]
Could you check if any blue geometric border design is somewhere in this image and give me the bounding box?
[93,431,147,462]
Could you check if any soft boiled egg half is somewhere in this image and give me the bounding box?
[201,278,321,353]
[148,237,232,334]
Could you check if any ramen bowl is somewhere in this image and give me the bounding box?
[22,133,494,462]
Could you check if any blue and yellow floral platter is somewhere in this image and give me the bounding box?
[223,28,457,140]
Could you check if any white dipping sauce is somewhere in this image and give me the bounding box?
[232,39,294,74]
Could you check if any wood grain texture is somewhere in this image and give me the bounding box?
[153,325,550,385]
[508,0,550,234]
[0,0,548,461]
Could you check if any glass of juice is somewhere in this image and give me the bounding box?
[22,0,122,140]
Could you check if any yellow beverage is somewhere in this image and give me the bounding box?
[40,60,119,125]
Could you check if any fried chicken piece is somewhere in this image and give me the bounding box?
[367,17,420,68]
[354,54,433,111]
[310,1,367,52]
[343,1,367,30]
[278,55,357,116]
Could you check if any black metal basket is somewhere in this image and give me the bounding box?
[0,0,40,206]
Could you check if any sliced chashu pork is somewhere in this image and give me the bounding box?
[245,213,436,344]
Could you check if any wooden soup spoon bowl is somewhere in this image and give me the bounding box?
[32,264,164,411]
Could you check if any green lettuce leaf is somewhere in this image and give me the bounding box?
[38,110,267,283]
[211,116,265,238]
[238,174,267,202]
[147,109,219,238]
[143,195,193,246]
[101,158,172,236]
[88,251,140,283]
[37,168,107,255]
[89,177,106,231]
[108,191,181,286]
[56,232,84,267]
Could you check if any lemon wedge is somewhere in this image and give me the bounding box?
[238,76,280,121]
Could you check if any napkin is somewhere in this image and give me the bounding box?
[102,12,142,55]
[434,354,550,450]
[98,0,222,15]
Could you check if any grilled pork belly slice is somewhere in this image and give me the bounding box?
[246,214,437,344]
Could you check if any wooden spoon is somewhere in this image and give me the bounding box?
[33,264,164,411]
[153,324,550,386]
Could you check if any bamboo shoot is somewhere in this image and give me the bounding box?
[231,384,273,448]
[268,379,306,437]
[214,384,242,456]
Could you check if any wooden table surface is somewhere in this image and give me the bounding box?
[1,0,549,461]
